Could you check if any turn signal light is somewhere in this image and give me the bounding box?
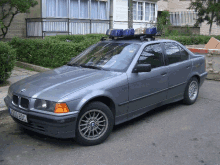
[54,103,69,113]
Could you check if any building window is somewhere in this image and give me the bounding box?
[46,0,107,19]
[138,2,143,20]
[70,0,79,18]
[133,2,137,20]
[100,1,107,19]
[133,1,156,22]
[91,0,98,19]
[150,3,155,21]
[80,0,89,18]
[145,3,150,21]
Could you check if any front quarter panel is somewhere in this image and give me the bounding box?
[64,73,129,117]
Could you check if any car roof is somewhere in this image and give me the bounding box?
[101,38,176,45]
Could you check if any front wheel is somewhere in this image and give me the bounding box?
[183,77,199,105]
[75,102,114,146]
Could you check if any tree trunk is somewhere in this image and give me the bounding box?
[209,11,214,36]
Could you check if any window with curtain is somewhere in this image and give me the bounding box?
[46,0,56,17]
[100,1,107,19]
[91,0,98,19]
[133,2,137,20]
[133,1,156,22]
[145,2,150,21]
[150,3,155,21]
[138,2,143,20]
[58,0,67,17]
[46,0,67,17]
[80,0,89,18]
[70,0,79,18]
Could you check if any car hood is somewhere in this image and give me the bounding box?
[11,65,122,101]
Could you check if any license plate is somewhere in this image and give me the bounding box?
[10,108,28,123]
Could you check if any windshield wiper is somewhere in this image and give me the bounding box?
[80,64,108,70]
[66,63,78,66]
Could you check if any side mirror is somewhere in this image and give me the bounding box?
[132,64,151,73]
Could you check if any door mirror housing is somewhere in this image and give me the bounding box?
[132,64,151,73]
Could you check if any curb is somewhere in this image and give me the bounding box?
[16,61,51,72]
[186,47,220,54]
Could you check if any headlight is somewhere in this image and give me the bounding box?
[8,87,13,99]
[34,99,56,112]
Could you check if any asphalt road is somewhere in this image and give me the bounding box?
[0,80,220,165]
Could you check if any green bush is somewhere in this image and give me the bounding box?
[0,41,16,83]
[10,34,105,68]
[47,34,106,43]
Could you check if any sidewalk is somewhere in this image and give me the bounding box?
[0,67,39,112]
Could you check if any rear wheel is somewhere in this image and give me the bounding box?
[75,101,114,146]
[183,77,199,105]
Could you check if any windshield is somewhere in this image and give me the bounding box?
[68,42,140,72]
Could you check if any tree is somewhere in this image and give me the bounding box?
[187,0,220,35]
[0,0,38,39]
[156,11,171,36]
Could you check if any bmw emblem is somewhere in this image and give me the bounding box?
[21,89,26,92]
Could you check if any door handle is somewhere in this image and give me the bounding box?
[186,66,191,69]
[161,72,167,76]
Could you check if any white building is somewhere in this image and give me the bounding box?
[113,0,158,29]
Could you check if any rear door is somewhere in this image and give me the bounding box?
[163,42,192,99]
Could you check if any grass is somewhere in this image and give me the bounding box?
[16,65,36,72]
[0,80,10,87]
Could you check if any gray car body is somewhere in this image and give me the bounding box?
[5,39,207,132]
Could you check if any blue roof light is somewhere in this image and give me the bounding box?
[110,29,123,37]
[123,29,134,36]
[145,27,157,35]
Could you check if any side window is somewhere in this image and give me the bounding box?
[178,46,189,61]
[164,42,181,64]
[138,43,163,69]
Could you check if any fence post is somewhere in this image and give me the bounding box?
[41,18,43,39]
[90,19,92,34]
[68,18,70,35]
[26,18,28,38]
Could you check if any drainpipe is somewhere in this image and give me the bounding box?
[128,0,133,28]
[109,0,113,29]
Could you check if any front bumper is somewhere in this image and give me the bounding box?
[4,96,78,139]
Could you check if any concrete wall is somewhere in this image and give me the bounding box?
[206,52,220,81]
[167,0,192,12]
[27,0,42,18]
[0,0,41,39]
[168,26,200,35]
[157,0,168,11]
[200,21,220,36]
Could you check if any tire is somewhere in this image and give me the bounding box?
[75,101,114,146]
[183,77,199,105]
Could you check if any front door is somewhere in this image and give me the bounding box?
[127,43,168,119]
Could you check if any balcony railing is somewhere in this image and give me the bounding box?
[26,18,110,37]
[169,11,198,26]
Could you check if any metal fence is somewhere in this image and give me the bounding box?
[169,11,198,26]
[26,18,110,37]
